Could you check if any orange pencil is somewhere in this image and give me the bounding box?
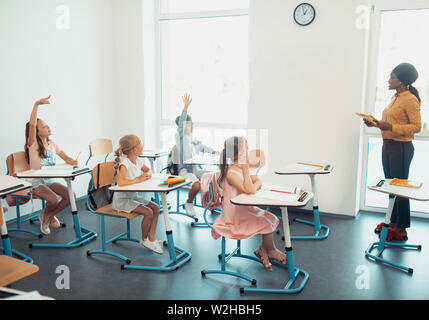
[297,162,324,168]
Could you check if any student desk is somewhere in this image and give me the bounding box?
[366,179,429,274]
[110,175,192,271]
[16,166,97,249]
[0,286,54,300]
[183,153,219,166]
[230,189,313,294]
[275,162,332,240]
[0,176,33,262]
[0,255,39,288]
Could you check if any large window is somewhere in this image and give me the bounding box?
[373,9,429,127]
[157,1,249,153]
[361,0,429,215]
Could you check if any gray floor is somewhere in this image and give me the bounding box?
[4,191,429,300]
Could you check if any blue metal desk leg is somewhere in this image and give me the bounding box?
[1,201,34,263]
[242,207,309,294]
[290,174,329,240]
[365,196,421,274]
[29,178,97,249]
[122,192,192,271]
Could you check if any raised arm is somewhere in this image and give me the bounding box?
[226,165,261,195]
[28,96,51,147]
[117,165,151,186]
[177,93,192,139]
[58,151,78,167]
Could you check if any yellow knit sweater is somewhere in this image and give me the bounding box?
[381,90,422,142]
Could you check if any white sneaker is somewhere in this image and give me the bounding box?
[140,238,163,254]
[184,202,196,216]
[39,213,51,235]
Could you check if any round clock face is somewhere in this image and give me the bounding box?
[294,3,316,26]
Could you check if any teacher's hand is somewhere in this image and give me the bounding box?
[374,120,392,131]
[363,118,375,127]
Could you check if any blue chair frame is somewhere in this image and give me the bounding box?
[86,162,140,265]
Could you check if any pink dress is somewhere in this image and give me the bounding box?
[211,168,279,240]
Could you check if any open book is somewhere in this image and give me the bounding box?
[253,184,301,202]
[355,112,377,125]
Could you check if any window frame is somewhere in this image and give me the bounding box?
[155,0,249,147]
[360,0,429,217]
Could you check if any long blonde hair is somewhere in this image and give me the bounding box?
[114,135,141,176]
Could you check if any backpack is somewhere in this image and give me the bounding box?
[162,147,179,176]
[87,181,114,211]
[200,172,222,209]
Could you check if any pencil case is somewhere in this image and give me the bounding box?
[164,177,186,185]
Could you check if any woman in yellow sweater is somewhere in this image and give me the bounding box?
[364,63,422,240]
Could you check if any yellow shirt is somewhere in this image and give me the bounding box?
[381,90,422,142]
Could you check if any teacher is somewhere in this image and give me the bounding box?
[364,62,422,240]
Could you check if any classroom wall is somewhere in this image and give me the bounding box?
[0,0,146,221]
[248,0,369,216]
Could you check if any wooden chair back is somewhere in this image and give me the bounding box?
[6,152,30,175]
[89,139,113,157]
[91,162,116,190]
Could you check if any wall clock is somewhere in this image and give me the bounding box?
[293,3,316,26]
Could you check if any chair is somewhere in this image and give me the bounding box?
[0,255,39,287]
[5,152,65,239]
[85,138,113,166]
[200,182,289,291]
[86,161,140,265]
[190,172,222,228]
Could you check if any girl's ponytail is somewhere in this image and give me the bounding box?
[217,148,228,187]
[114,147,122,177]
[408,84,421,103]
[217,136,242,187]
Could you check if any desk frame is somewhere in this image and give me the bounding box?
[0,178,34,263]
[275,166,332,240]
[110,180,192,272]
[365,182,426,273]
[203,192,311,294]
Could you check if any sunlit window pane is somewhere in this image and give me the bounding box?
[160,0,249,14]
[160,16,248,125]
[374,9,429,130]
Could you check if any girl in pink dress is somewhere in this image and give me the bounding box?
[211,136,286,271]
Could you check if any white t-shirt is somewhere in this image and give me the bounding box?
[118,157,145,179]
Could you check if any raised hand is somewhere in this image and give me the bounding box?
[182,93,192,111]
[35,95,51,106]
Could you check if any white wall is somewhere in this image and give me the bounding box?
[249,0,369,216]
[0,0,146,221]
